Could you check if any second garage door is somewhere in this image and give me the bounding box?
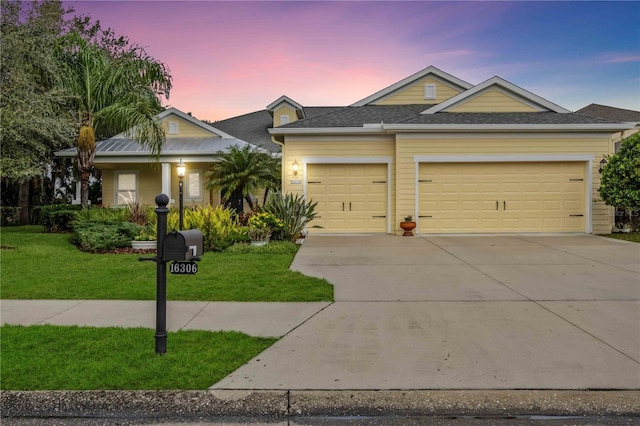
[306,163,387,233]
[418,162,586,233]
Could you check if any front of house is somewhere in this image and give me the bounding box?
[56,65,632,235]
[269,66,631,235]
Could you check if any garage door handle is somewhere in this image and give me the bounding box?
[342,202,345,211]
[308,181,322,184]
[349,202,352,211]
[372,215,386,218]
[504,201,506,210]
[496,201,498,210]
[570,214,584,217]
[418,179,432,183]
[419,215,432,218]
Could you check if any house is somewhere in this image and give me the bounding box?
[575,104,640,152]
[56,107,263,210]
[267,66,632,235]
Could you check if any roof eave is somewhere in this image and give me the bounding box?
[383,123,634,132]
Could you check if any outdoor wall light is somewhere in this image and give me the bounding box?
[599,157,608,174]
[292,159,300,175]
[176,159,186,179]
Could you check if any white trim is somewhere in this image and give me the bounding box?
[114,170,138,206]
[413,154,593,234]
[424,84,436,100]
[266,95,304,112]
[302,157,393,233]
[422,76,571,114]
[351,66,473,106]
[185,169,203,201]
[161,163,171,201]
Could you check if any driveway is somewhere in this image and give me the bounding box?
[212,234,640,390]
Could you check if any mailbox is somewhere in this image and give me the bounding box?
[163,230,204,262]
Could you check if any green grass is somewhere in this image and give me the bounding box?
[600,232,640,243]
[0,226,333,301]
[0,324,276,390]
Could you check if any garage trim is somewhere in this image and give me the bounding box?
[413,154,594,234]
[302,157,393,233]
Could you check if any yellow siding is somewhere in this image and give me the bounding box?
[282,135,396,230]
[273,105,298,127]
[377,77,462,105]
[164,115,216,138]
[395,133,613,234]
[448,88,539,112]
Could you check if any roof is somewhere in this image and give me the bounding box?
[576,104,640,123]
[55,137,256,159]
[275,106,622,129]
[213,107,343,152]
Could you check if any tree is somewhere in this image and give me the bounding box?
[599,133,640,229]
[0,0,76,223]
[55,29,172,208]
[204,145,280,211]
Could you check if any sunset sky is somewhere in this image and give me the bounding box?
[64,1,640,122]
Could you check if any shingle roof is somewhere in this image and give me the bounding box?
[278,106,620,128]
[213,107,342,152]
[576,104,640,123]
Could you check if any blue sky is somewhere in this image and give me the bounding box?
[65,1,640,121]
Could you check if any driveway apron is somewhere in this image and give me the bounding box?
[211,234,640,390]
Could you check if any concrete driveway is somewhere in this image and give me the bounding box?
[212,234,640,390]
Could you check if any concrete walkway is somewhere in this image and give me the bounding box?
[212,234,640,390]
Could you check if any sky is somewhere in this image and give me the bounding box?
[64,0,640,122]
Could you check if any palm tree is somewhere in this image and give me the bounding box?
[55,32,172,207]
[205,145,280,211]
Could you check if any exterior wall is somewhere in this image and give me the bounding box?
[164,115,217,138]
[395,132,613,234]
[376,76,463,105]
[100,162,213,208]
[273,105,298,127]
[282,135,396,228]
[448,88,539,112]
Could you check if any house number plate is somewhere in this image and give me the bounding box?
[170,261,198,275]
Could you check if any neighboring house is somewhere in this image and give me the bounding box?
[575,103,640,152]
[55,107,262,209]
[267,66,632,235]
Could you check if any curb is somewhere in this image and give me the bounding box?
[2,390,640,419]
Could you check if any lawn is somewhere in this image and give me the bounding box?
[0,226,333,301]
[0,324,276,390]
[600,232,640,243]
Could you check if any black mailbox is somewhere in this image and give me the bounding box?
[163,230,204,262]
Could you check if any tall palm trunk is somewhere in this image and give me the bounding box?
[77,126,95,208]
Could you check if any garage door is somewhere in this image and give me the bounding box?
[418,162,585,233]
[306,164,387,233]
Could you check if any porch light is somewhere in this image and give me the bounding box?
[599,157,607,174]
[292,159,300,176]
[176,159,186,178]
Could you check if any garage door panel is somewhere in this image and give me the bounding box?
[419,162,585,233]
[307,163,387,233]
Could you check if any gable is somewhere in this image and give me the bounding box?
[273,104,298,126]
[163,114,219,138]
[447,87,540,113]
[375,76,464,106]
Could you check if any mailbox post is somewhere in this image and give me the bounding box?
[140,194,204,355]
[153,194,169,354]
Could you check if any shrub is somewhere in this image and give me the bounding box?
[168,205,248,252]
[263,191,318,242]
[42,209,81,233]
[73,221,143,252]
[0,207,21,227]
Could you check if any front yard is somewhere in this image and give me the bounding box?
[0,226,333,301]
[0,226,332,390]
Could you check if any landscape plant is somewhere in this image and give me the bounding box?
[263,191,318,242]
[599,133,640,231]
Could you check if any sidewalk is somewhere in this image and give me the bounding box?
[0,299,330,338]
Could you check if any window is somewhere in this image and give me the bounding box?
[279,115,290,125]
[186,171,202,199]
[116,172,137,205]
[168,122,179,134]
[424,84,436,100]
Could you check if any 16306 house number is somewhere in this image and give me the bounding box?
[170,261,198,275]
